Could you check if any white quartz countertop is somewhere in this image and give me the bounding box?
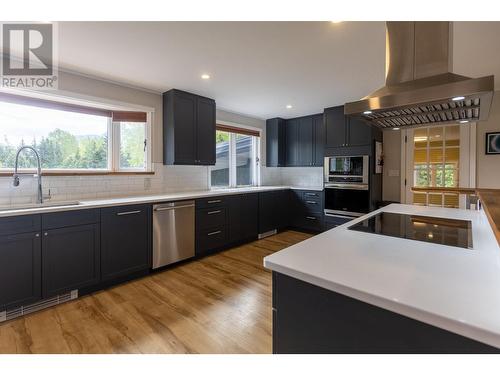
[264,203,500,348]
[0,185,323,218]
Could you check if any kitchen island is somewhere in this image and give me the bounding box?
[264,203,500,353]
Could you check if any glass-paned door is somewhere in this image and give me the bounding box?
[405,124,467,208]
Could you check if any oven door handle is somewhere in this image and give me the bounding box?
[324,213,358,219]
[324,183,369,190]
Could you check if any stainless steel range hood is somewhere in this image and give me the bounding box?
[344,22,494,129]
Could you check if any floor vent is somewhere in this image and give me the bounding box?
[0,290,78,323]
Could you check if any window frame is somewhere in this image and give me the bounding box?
[401,122,476,209]
[210,122,261,189]
[0,90,153,175]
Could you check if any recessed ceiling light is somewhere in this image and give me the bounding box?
[330,21,343,24]
[452,96,465,101]
[286,104,293,109]
[201,74,210,80]
[459,120,469,124]
[393,127,400,130]
[363,110,372,115]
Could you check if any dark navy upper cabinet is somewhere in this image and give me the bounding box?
[101,204,151,281]
[325,105,373,149]
[42,223,100,298]
[312,114,325,166]
[347,116,373,147]
[163,89,216,166]
[196,96,216,165]
[0,231,41,310]
[268,114,324,168]
[325,105,347,148]
[285,118,300,166]
[298,116,314,166]
[266,118,286,167]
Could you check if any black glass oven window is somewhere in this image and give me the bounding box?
[324,188,370,214]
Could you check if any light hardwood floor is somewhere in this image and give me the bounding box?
[0,230,312,354]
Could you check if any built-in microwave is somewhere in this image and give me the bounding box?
[324,155,369,186]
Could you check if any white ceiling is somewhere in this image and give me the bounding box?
[52,21,500,119]
[56,22,387,119]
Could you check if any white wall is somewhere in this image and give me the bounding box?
[476,91,500,188]
[57,71,164,163]
[382,129,402,202]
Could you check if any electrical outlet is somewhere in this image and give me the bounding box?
[144,178,151,190]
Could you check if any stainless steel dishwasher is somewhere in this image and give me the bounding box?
[152,200,195,269]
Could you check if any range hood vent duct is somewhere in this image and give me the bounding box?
[344,22,494,129]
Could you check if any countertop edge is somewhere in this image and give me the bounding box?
[0,185,324,218]
[477,189,500,246]
[264,259,500,349]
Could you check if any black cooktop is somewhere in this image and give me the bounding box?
[348,212,473,249]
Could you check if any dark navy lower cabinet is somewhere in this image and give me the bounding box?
[290,189,324,232]
[0,231,41,310]
[272,272,499,354]
[258,190,289,234]
[101,204,152,281]
[41,223,100,298]
[227,193,259,244]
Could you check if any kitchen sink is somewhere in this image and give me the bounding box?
[0,201,82,212]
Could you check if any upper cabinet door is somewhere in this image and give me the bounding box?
[266,118,286,167]
[325,106,346,148]
[196,97,216,165]
[285,118,300,166]
[298,116,313,166]
[312,114,325,166]
[172,91,197,164]
[346,117,372,147]
[163,89,216,166]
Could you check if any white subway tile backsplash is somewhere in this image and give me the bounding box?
[0,162,322,204]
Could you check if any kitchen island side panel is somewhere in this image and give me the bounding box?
[272,272,499,354]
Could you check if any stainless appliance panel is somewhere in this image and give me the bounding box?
[153,200,195,269]
[324,155,369,185]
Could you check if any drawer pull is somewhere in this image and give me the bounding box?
[116,210,141,216]
[305,200,317,204]
[207,210,222,215]
[305,193,318,197]
[207,230,222,236]
[207,199,222,204]
[306,216,317,220]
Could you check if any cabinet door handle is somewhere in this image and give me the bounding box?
[116,210,141,216]
[44,232,48,236]
[305,193,318,197]
[35,233,40,238]
[207,200,221,204]
[305,200,317,204]
[207,230,222,236]
[306,216,317,220]
[207,210,222,215]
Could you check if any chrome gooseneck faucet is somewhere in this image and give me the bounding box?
[13,146,47,204]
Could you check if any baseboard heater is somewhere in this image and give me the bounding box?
[0,290,78,323]
[258,229,277,239]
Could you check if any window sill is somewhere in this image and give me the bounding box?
[0,171,155,177]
